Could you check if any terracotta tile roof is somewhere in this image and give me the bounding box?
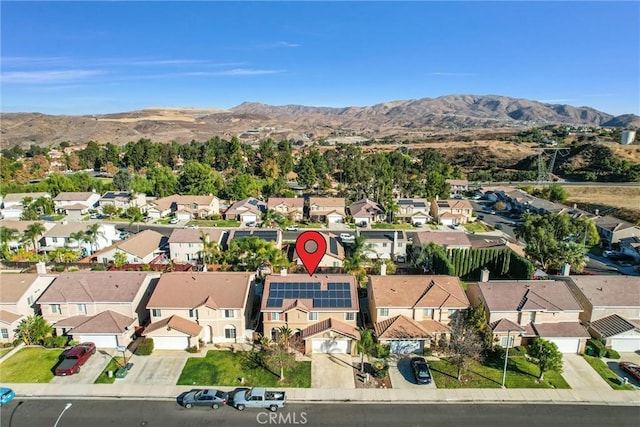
[37,271,154,303]
[168,227,225,244]
[53,192,96,202]
[374,315,431,339]
[348,198,385,218]
[0,220,48,234]
[0,310,22,324]
[281,299,312,313]
[116,229,165,258]
[149,195,218,212]
[0,273,40,303]
[590,314,639,338]
[418,319,451,334]
[565,276,640,308]
[62,203,90,210]
[489,318,525,333]
[292,233,344,261]
[2,192,50,203]
[414,232,471,247]
[262,274,358,311]
[267,198,304,209]
[225,198,266,216]
[474,280,582,312]
[531,322,590,338]
[69,310,136,334]
[369,275,469,309]
[301,318,360,340]
[53,315,91,328]
[144,315,202,337]
[438,199,473,210]
[309,197,345,208]
[147,272,253,309]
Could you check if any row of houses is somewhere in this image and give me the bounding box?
[1,270,638,355]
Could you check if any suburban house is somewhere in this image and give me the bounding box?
[89,229,167,264]
[430,198,474,225]
[99,191,147,211]
[467,234,527,258]
[168,228,226,264]
[36,271,161,348]
[593,216,640,246]
[619,236,640,262]
[224,198,266,224]
[145,272,256,350]
[564,275,640,352]
[267,198,304,222]
[413,231,472,251]
[348,198,386,226]
[395,198,430,225]
[292,232,344,268]
[261,273,360,354]
[368,275,469,354]
[466,275,590,353]
[41,222,118,256]
[145,195,220,220]
[53,192,101,219]
[359,230,408,261]
[0,192,50,220]
[0,273,56,344]
[225,229,283,250]
[447,179,469,195]
[0,220,55,251]
[308,197,346,224]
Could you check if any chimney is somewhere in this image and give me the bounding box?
[280,268,287,276]
[560,263,571,276]
[36,261,47,274]
[392,231,398,256]
[480,268,490,282]
[380,262,387,276]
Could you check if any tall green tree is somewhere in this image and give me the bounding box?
[528,339,563,380]
[15,314,53,345]
[178,161,223,195]
[113,169,132,192]
[23,222,46,253]
[223,237,289,271]
[356,328,375,373]
[0,226,19,258]
[446,311,484,381]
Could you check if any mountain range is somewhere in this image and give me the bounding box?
[1,94,638,147]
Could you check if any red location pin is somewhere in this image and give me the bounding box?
[295,231,326,276]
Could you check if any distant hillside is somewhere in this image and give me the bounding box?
[1,94,638,147]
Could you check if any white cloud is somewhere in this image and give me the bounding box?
[2,70,105,84]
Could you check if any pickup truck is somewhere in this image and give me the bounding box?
[54,342,96,376]
[231,387,286,412]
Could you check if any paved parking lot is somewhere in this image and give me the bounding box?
[388,356,436,389]
[49,348,111,384]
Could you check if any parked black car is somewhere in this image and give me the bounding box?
[181,389,228,409]
[410,357,432,384]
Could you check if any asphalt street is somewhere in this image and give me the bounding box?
[2,400,639,427]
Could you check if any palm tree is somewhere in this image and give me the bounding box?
[356,328,375,373]
[0,226,19,258]
[343,235,370,274]
[23,222,46,253]
[86,223,106,254]
[32,196,54,216]
[200,231,221,265]
[384,199,399,223]
[128,209,145,233]
[277,326,293,351]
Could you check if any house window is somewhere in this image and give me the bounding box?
[379,308,389,316]
[152,309,161,317]
[27,296,34,306]
[345,312,355,321]
[189,309,198,318]
[52,237,58,243]
[224,309,235,318]
[0,329,7,339]
[224,326,236,339]
[308,312,318,321]
[500,335,515,347]
[398,242,403,247]
[77,304,87,314]
[382,242,388,248]
[272,312,280,321]
[188,243,193,248]
[423,308,434,318]
[448,309,458,318]
[51,304,61,314]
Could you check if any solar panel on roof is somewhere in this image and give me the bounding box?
[329,238,338,255]
[414,202,426,207]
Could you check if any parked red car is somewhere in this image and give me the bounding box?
[619,361,640,382]
[54,342,96,376]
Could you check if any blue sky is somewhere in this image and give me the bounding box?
[2,1,639,115]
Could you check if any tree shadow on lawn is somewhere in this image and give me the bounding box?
[239,349,281,381]
[484,355,539,380]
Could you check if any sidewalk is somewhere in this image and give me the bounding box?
[8,383,640,406]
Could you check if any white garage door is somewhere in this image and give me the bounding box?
[547,338,580,353]
[151,336,190,350]
[311,338,350,353]
[611,337,640,352]
[326,214,343,224]
[389,340,424,354]
[76,335,117,348]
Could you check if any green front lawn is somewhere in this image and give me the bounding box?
[94,356,126,384]
[583,356,634,390]
[371,223,415,230]
[0,347,64,383]
[187,220,240,227]
[429,356,569,389]
[464,222,488,233]
[298,223,324,229]
[177,350,311,388]
[0,347,14,359]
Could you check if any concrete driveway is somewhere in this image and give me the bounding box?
[50,348,111,384]
[311,354,355,388]
[562,353,611,390]
[389,356,436,389]
[118,351,189,385]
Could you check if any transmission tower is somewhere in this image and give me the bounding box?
[536,147,569,183]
